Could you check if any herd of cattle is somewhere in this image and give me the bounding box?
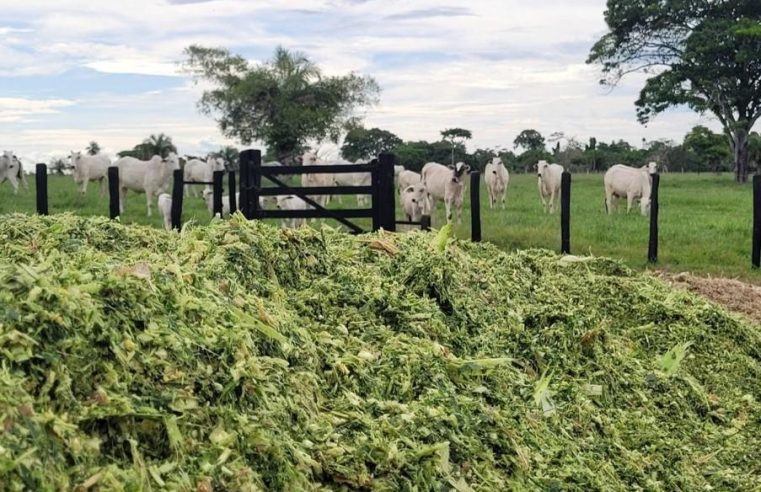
[0,149,659,230]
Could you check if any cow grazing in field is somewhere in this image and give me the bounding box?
[400,183,429,222]
[115,153,179,216]
[484,157,509,209]
[604,164,654,216]
[0,151,27,194]
[421,161,470,224]
[184,156,224,198]
[70,151,110,196]
[536,160,564,213]
[276,194,311,229]
[157,193,173,231]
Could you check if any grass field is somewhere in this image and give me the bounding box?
[1,172,759,282]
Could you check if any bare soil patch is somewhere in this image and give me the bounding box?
[658,272,761,326]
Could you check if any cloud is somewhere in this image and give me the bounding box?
[384,7,474,21]
[0,97,75,123]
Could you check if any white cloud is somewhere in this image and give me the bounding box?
[0,0,730,161]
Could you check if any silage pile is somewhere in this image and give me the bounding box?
[0,214,760,491]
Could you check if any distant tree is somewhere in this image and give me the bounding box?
[143,133,177,158]
[588,137,598,171]
[86,141,101,156]
[50,158,67,175]
[341,127,402,161]
[514,129,546,152]
[440,128,472,165]
[183,45,379,163]
[588,0,761,183]
[684,126,732,173]
[214,146,240,171]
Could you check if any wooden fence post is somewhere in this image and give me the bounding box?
[376,153,396,232]
[170,169,184,231]
[648,173,661,264]
[212,170,224,217]
[560,171,571,254]
[239,150,260,220]
[228,170,237,215]
[470,170,482,242]
[753,174,760,269]
[108,166,120,219]
[35,164,48,215]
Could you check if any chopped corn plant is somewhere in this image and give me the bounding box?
[0,213,759,491]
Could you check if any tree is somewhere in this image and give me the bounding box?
[183,45,379,163]
[588,137,598,171]
[86,141,101,156]
[440,128,472,165]
[341,127,402,161]
[50,158,67,175]
[513,129,546,152]
[214,146,240,171]
[143,133,177,158]
[588,1,761,183]
[684,126,732,173]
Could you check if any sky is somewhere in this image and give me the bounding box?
[0,0,722,164]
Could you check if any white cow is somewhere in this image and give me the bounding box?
[184,156,224,197]
[334,159,371,206]
[114,153,179,216]
[0,151,27,194]
[157,193,173,231]
[301,151,335,209]
[397,170,421,192]
[484,157,509,209]
[400,183,429,222]
[70,151,110,196]
[276,194,311,229]
[421,161,470,224]
[604,164,655,216]
[537,160,564,213]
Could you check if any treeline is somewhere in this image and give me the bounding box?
[341,126,761,174]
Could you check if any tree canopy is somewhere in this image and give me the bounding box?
[86,141,101,156]
[513,130,546,152]
[340,127,402,162]
[183,46,380,163]
[588,0,761,182]
[117,134,177,160]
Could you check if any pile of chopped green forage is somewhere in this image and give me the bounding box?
[0,213,760,491]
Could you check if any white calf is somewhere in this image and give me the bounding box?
[484,157,509,209]
[421,161,470,224]
[536,160,564,213]
[71,151,110,196]
[157,193,173,231]
[276,195,311,229]
[400,183,429,222]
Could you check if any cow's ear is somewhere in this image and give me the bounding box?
[465,165,471,173]
[404,186,415,193]
[448,164,455,170]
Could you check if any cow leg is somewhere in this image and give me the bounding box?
[501,189,507,209]
[627,193,634,213]
[81,176,88,195]
[548,189,555,214]
[456,197,464,224]
[445,199,453,224]
[99,177,107,197]
[119,187,127,214]
[146,191,153,217]
[605,191,615,215]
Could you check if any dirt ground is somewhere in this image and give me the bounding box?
[658,272,761,326]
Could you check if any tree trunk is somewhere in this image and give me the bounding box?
[732,128,750,183]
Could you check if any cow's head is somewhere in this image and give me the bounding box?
[70,151,82,167]
[489,157,503,174]
[646,161,658,174]
[164,152,180,170]
[536,160,549,177]
[448,161,470,183]
[301,151,318,166]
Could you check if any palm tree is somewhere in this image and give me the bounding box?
[86,141,101,155]
[142,133,177,158]
[215,146,240,171]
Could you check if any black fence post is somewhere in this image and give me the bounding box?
[421,215,431,231]
[377,153,396,232]
[228,170,237,215]
[560,171,571,254]
[35,164,48,215]
[108,166,120,219]
[470,171,481,242]
[212,170,224,217]
[648,173,661,264]
[752,174,760,269]
[251,150,262,219]
[170,169,184,231]
[239,150,260,220]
